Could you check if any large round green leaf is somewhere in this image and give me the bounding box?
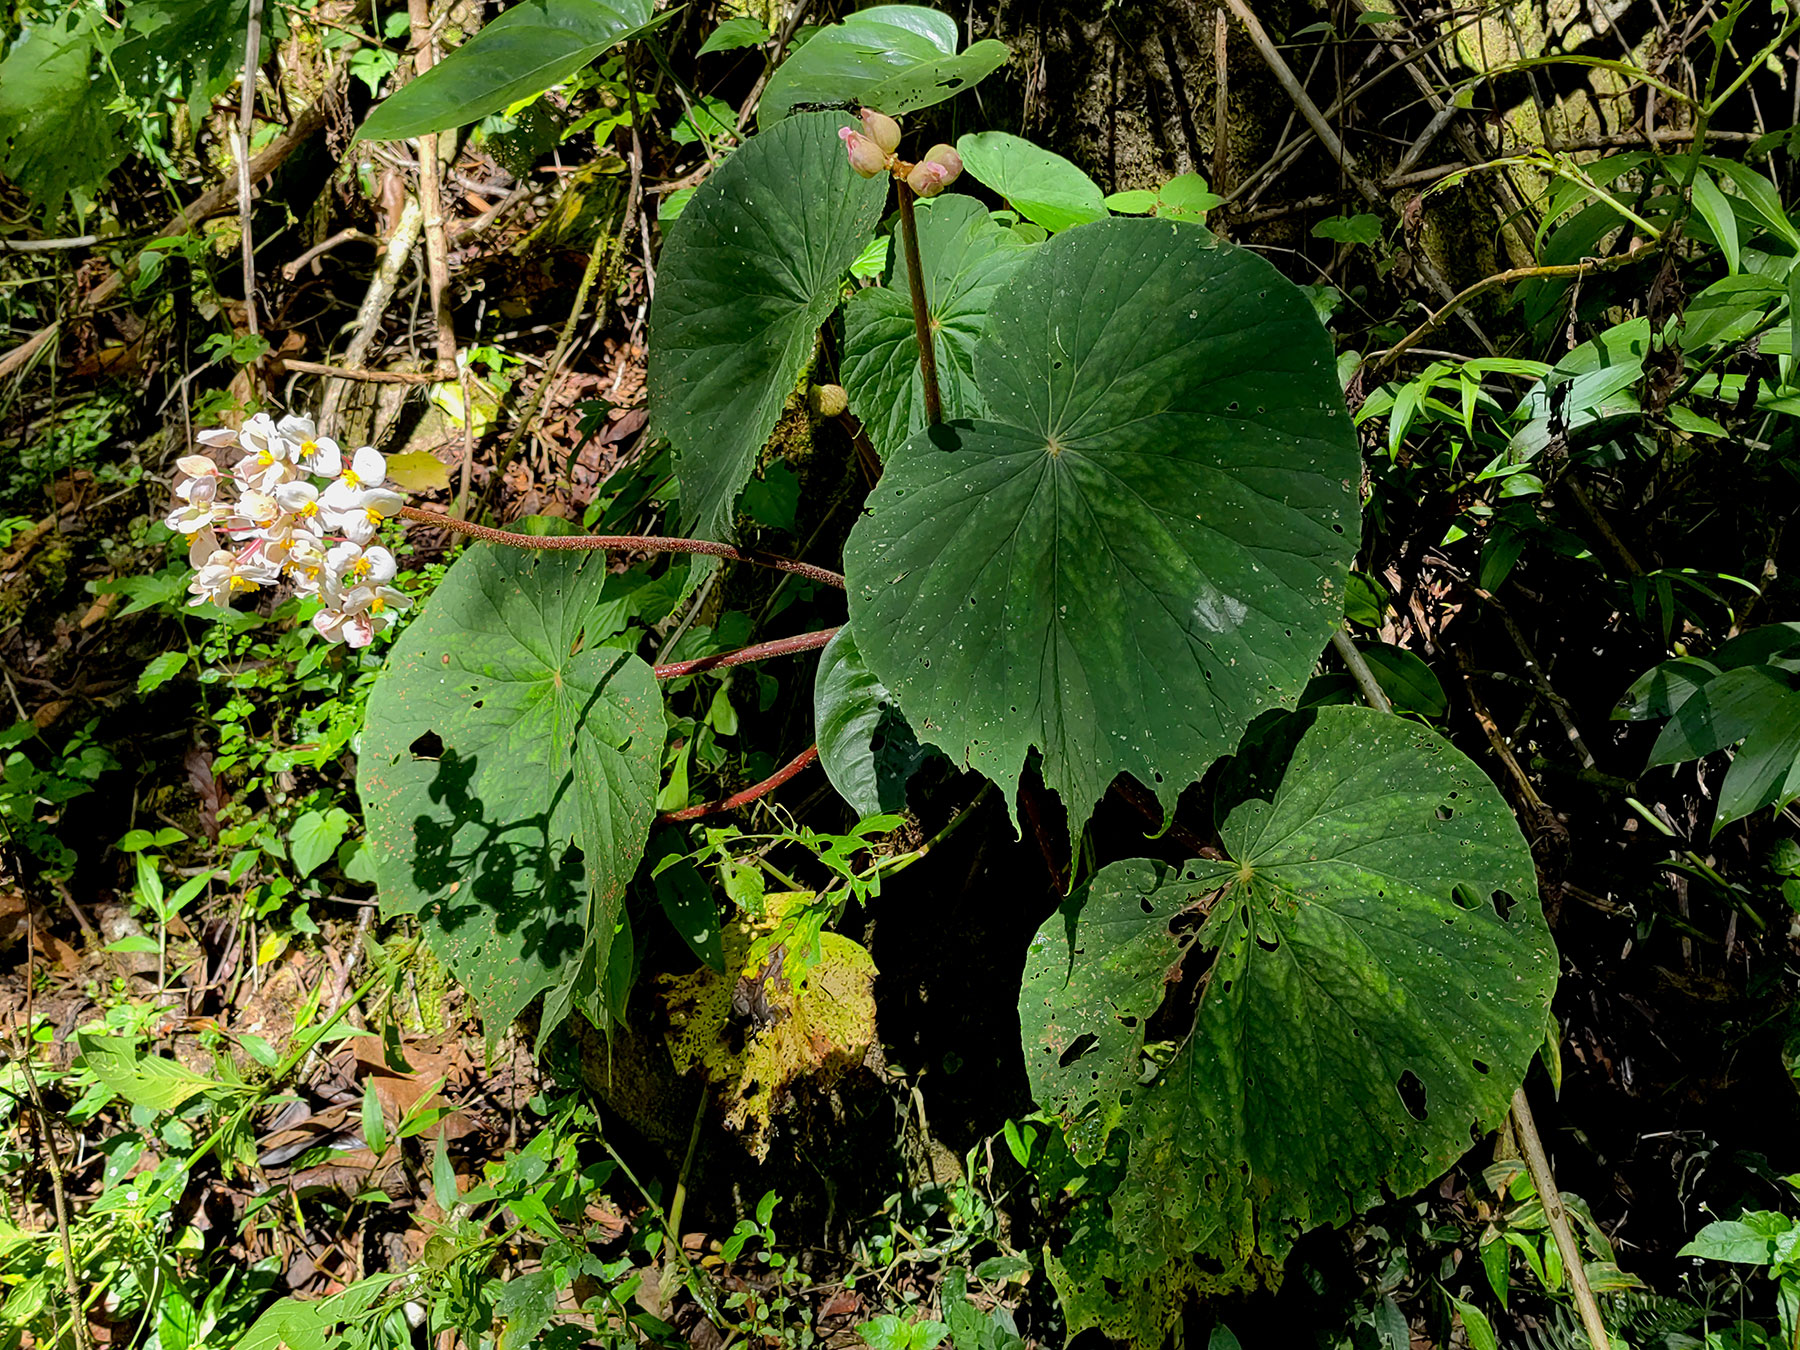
[759,5,1009,128]
[648,112,888,543]
[840,194,1029,462]
[844,218,1360,840]
[358,546,663,1030]
[1019,705,1556,1310]
[358,0,656,141]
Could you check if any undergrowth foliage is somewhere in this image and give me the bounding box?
[7,0,1800,1344]
[162,27,1565,1339]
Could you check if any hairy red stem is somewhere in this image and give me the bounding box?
[399,507,846,589]
[654,627,838,681]
[657,745,820,824]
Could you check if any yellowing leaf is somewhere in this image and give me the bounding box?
[384,450,452,493]
[661,892,877,1158]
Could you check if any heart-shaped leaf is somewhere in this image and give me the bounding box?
[841,193,1030,462]
[955,132,1109,233]
[358,545,663,1031]
[648,111,888,543]
[814,625,928,816]
[1020,705,1555,1311]
[357,0,655,141]
[844,218,1360,840]
[759,5,1008,127]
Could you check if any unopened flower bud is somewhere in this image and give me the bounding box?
[839,126,888,178]
[859,108,902,155]
[809,383,849,418]
[906,160,950,198]
[922,143,962,183]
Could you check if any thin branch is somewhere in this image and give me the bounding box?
[8,1008,93,1350]
[1219,0,1491,351]
[407,0,457,377]
[278,358,437,384]
[235,0,265,337]
[654,627,838,681]
[398,506,848,588]
[1510,1089,1613,1350]
[658,745,820,823]
[1373,244,1653,371]
[1330,628,1393,713]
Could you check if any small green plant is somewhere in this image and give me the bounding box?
[0,718,119,876]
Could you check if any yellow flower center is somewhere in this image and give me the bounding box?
[301,440,318,456]
[343,469,361,487]
[299,501,318,517]
[370,596,387,614]
[228,575,257,593]
[351,558,371,578]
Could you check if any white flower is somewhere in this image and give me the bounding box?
[278,416,342,477]
[300,437,342,478]
[188,529,223,568]
[326,541,397,589]
[188,545,277,607]
[230,490,282,531]
[339,446,386,492]
[165,496,223,535]
[169,414,415,629]
[321,480,405,544]
[283,534,331,594]
[273,480,326,526]
[311,582,409,647]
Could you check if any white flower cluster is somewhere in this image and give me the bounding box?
[165,413,413,648]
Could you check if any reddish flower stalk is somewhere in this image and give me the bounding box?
[657,745,821,824]
[654,627,838,681]
[399,507,846,589]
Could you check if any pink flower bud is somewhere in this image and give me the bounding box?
[859,108,902,155]
[922,143,962,184]
[906,159,951,198]
[839,126,888,178]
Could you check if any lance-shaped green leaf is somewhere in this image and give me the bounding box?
[1019,706,1556,1302]
[814,625,928,816]
[841,194,1030,462]
[844,218,1359,841]
[760,5,1009,127]
[357,0,655,141]
[648,112,888,543]
[358,546,663,1031]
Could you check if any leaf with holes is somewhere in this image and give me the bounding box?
[814,625,928,816]
[647,112,888,544]
[358,546,663,1032]
[1018,705,1554,1321]
[844,218,1359,841]
[841,193,1030,462]
[758,5,1008,127]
